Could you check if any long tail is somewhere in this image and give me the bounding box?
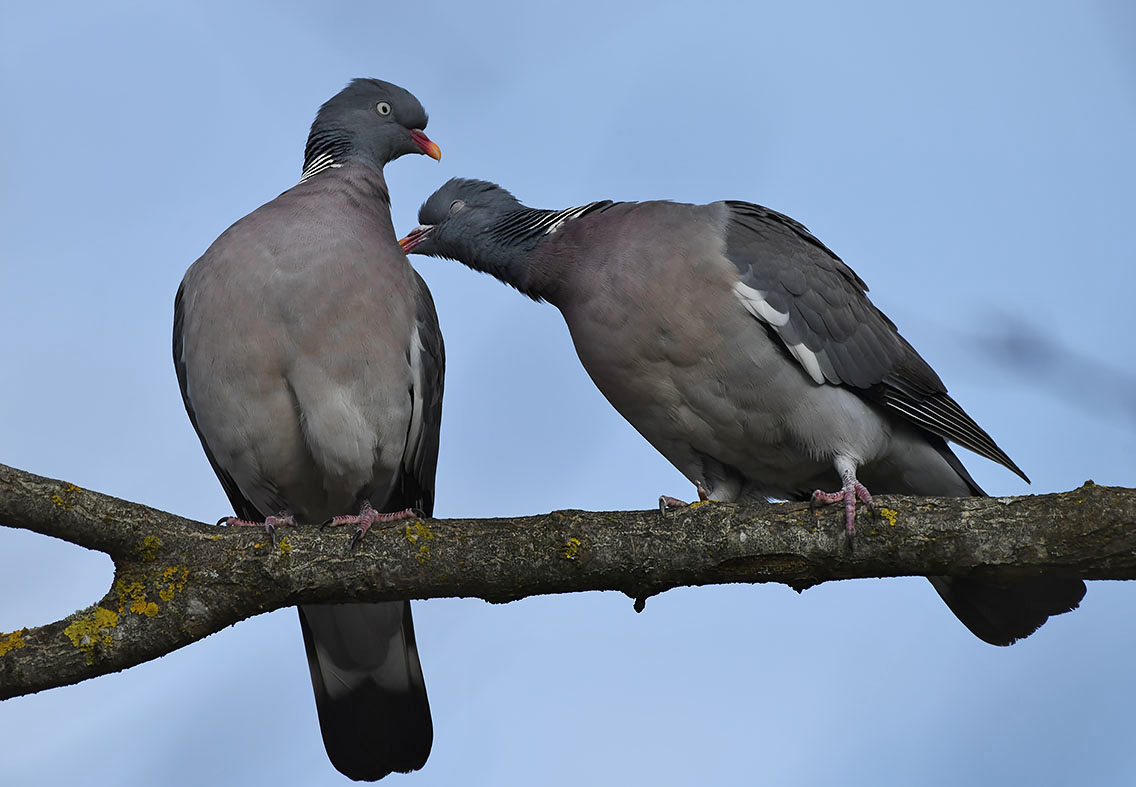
[924,437,1085,645]
[928,575,1085,646]
[298,601,432,781]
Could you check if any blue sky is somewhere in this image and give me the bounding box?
[2,1,1134,784]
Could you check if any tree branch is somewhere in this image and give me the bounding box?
[1,461,1132,700]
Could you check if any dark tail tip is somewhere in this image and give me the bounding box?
[929,576,1086,646]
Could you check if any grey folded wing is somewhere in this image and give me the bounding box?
[722,200,1027,482]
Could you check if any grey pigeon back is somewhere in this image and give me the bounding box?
[402,178,1084,647]
[174,78,443,781]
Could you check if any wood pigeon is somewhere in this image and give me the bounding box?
[400,177,1084,646]
[174,78,444,781]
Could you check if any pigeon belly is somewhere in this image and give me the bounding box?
[557,221,893,503]
[180,210,417,523]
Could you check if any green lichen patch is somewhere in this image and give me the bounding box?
[51,482,82,510]
[560,537,582,560]
[405,521,434,565]
[64,607,118,664]
[157,566,189,602]
[137,535,162,562]
[0,629,27,657]
[115,579,159,617]
[405,521,434,542]
[113,565,190,617]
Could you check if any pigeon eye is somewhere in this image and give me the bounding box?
[375,101,392,116]
[449,200,465,214]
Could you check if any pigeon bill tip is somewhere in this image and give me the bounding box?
[399,225,433,253]
[409,129,442,161]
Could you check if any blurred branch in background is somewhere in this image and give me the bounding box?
[2,462,1134,701]
[967,312,1136,427]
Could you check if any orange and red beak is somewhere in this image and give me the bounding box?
[409,129,442,161]
[399,224,433,253]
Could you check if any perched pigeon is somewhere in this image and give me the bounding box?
[401,178,1085,646]
[174,79,444,781]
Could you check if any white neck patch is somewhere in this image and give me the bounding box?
[299,153,343,183]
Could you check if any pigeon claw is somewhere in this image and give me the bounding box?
[695,480,711,502]
[323,503,420,550]
[217,512,295,546]
[349,527,367,551]
[658,495,689,518]
[811,480,873,551]
[659,480,713,518]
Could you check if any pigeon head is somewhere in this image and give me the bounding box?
[400,178,615,302]
[302,78,440,180]
[399,178,523,258]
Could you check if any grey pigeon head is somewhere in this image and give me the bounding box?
[302,78,441,180]
[400,178,523,259]
[401,178,614,301]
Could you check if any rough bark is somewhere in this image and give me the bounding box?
[1,461,1132,700]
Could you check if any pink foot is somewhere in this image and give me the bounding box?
[658,480,712,517]
[658,495,688,516]
[323,502,420,549]
[696,480,711,501]
[218,511,296,544]
[811,474,873,549]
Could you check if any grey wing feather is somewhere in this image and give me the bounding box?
[723,200,1028,482]
[173,280,262,521]
[393,270,445,517]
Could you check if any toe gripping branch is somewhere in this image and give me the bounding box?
[658,480,712,517]
[322,502,421,550]
[811,472,874,550]
[218,512,296,545]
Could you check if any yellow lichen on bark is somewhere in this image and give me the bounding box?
[0,629,27,657]
[64,607,119,664]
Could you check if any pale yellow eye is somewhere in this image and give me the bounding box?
[376,101,392,116]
